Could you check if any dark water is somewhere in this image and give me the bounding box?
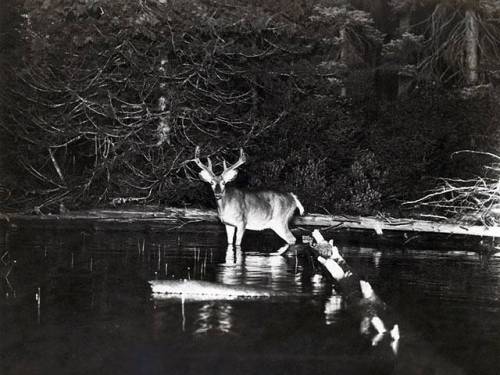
[1,223,500,375]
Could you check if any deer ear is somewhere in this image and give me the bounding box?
[199,170,213,183]
[222,169,238,182]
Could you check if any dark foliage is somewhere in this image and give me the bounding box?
[0,0,499,215]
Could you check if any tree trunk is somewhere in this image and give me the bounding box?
[398,10,412,97]
[465,8,479,85]
[339,26,348,97]
[399,12,411,34]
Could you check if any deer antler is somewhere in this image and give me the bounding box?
[194,146,215,176]
[222,148,246,177]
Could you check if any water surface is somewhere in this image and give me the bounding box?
[1,223,500,375]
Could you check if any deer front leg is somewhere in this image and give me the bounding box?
[225,225,236,245]
[235,225,246,247]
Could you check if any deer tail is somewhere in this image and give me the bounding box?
[291,193,305,215]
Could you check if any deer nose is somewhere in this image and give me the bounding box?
[214,185,223,199]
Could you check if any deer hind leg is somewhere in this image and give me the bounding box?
[273,223,296,245]
[225,225,236,245]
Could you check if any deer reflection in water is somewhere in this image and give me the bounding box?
[218,245,294,291]
[191,246,304,335]
[152,246,300,335]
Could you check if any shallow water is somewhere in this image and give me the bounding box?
[1,223,500,375]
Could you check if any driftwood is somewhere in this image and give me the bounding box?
[309,230,471,373]
[1,206,499,238]
[403,151,500,226]
[149,279,306,301]
[310,230,399,352]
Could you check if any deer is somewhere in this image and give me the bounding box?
[193,147,304,247]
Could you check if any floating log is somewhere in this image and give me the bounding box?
[149,279,304,301]
[1,206,499,238]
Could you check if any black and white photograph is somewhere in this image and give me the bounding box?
[1,0,500,374]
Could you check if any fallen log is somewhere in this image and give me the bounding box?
[308,229,400,352]
[1,206,499,238]
[309,230,471,374]
[295,213,500,238]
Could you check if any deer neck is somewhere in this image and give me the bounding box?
[215,186,236,216]
[215,195,224,215]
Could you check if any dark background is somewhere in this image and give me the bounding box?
[1,0,499,215]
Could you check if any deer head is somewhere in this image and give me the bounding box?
[194,147,246,200]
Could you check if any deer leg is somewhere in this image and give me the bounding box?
[273,224,296,245]
[225,225,235,244]
[234,226,245,247]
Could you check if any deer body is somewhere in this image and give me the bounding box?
[194,148,304,246]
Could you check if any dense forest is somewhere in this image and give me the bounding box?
[0,0,499,216]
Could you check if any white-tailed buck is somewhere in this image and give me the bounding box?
[193,147,304,246]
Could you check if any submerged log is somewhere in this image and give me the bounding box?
[309,230,399,351]
[1,206,499,238]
